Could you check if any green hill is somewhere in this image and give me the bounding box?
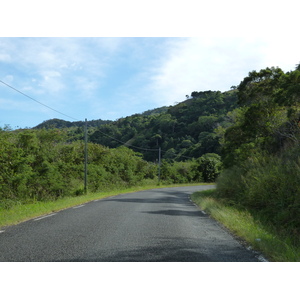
[34,118,112,129]
[88,90,238,161]
[34,90,238,162]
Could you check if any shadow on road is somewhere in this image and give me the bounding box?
[103,196,196,206]
[141,209,207,218]
[62,236,258,262]
[101,188,207,205]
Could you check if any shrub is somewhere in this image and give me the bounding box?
[216,153,300,243]
[196,153,222,182]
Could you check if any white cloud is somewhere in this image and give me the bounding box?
[0,38,119,94]
[145,37,300,107]
[1,36,300,128]
[37,70,64,93]
[257,37,300,72]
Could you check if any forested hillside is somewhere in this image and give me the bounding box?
[1,89,236,208]
[34,118,112,129]
[217,63,300,244]
[36,90,238,162]
[90,90,238,162]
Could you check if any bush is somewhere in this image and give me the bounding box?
[0,129,160,207]
[196,153,222,182]
[216,153,300,243]
[160,160,199,184]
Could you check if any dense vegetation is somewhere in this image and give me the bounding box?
[0,128,158,208]
[11,89,234,206]
[0,128,219,209]
[34,118,112,129]
[89,90,237,161]
[1,90,233,209]
[37,90,238,162]
[216,64,300,245]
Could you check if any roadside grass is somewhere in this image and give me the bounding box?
[0,181,210,228]
[191,189,300,262]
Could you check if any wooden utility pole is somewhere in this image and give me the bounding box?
[84,118,88,194]
[158,147,161,184]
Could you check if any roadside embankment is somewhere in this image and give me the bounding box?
[191,189,300,262]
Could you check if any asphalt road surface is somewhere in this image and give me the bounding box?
[0,186,261,262]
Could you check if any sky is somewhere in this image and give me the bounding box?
[1,36,299,129]
[0,1,299,130]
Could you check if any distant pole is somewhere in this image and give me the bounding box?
[84,118,88,194]
[158,147,161,184]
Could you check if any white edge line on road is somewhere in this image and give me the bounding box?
[73,204,85,209]
[0,230,5,234]
[34,213,57,221]
[189,196,207,213]
[190,190,268,262]
[258,255,269,262]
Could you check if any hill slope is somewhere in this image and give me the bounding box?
[89,90,238,161]
[34,90,238,161]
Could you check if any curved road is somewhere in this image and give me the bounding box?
[0,186,260,261]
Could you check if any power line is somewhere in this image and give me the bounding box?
[97,127,195,158]
[160,148,195,160]
[97,128,158,152]
[0,79,80,121]
[0,79,158,152]
[0,80,195,159]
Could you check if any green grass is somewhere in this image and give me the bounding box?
[0,181,210,228]
[191,189,300,262]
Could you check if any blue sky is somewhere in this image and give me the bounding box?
[0,2,299,129]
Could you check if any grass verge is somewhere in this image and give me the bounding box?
[191,189,300,262]
[0,181,209,229]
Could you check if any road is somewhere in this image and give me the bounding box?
[0,185,261,261]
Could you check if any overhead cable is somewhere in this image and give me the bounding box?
[97,128,158,152]
[0,79,80,121]
[98,128,195,158]
[0,79,195,158]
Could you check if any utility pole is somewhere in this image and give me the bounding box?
[158,147,161,184]
[84,118,88,194]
